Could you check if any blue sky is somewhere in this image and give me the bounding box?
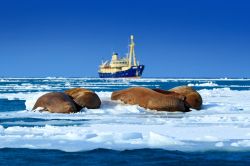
[0,0,249,77]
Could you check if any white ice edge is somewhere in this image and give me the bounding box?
[0,124,250,152]
[187,81,218,87]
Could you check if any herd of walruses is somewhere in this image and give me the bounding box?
[32,86,202,113]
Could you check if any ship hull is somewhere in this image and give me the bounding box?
[99,65,144,78]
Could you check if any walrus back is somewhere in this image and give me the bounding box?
[111,87,190,112]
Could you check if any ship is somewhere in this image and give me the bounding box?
[98,35,145,78]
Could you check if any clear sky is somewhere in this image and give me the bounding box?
[0,0,249,78]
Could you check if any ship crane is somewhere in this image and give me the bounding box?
[128,35,137,67]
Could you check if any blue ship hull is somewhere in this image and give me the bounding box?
[99,65,145,78]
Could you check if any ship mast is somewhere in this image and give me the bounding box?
[128,35,137,67]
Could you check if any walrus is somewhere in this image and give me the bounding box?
[65,88,101,110]
[152,88,186,99]
[111,87,190,112]
[169,86,202,110]
[32,92,78,113]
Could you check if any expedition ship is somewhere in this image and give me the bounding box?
[98,35,144,78]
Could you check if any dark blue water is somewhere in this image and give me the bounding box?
[0,99,25,112]
[1,148,250,166]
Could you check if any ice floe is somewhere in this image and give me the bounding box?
[188,81,218,87]
[0,79,250,152]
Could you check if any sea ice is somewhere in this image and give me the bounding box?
[0,80,250,152]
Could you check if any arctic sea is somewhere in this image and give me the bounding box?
[0,78,250,165]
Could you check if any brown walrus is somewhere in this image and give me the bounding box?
[32,92,78,113]
[65,88,101,110]
[111,87,190,112]
[152,88,186,99]
[169,86,202,110]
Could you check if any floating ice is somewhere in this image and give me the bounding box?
[0,79,250,152]
[215,142,224,147]
[188,81,218,87]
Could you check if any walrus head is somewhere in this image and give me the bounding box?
[169,86,203,110]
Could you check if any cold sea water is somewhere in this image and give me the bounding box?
[0,78,250,165]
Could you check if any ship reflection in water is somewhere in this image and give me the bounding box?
[98,35,144,78]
